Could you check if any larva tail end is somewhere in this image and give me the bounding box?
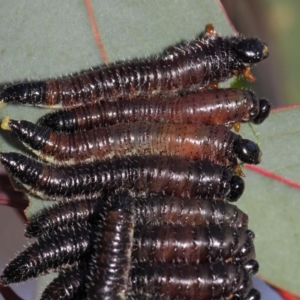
[0,275,9,286]
[0,152,42,186]
[1,115,12,131]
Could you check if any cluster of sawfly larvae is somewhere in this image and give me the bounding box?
[0,24,270,300]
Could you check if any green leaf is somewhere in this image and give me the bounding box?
[1,0,298,298]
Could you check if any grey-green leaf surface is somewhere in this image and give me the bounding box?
[239,107,300,295]
[0,0,299,298]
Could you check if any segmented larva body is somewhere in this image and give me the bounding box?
[26,194,249,238]
[133,224,255,264]
[128,261,257,300]
[40,265,85,300]
[134,194,248,228]
[0,222,92,285]
[38,88,271,133]
[1,192,253,288]
[5,119,261,166]
[86,193,134,299]
[0,153,244,201]
[25,198,99,238]
[0,28,268,108]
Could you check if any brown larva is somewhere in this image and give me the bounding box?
[3,119,261,166]
[37,88,270,133]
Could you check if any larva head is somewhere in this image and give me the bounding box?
[244,259,259,276]
[245,289,261,300]
[251,98,271,124]
[228,175,244,202]
[232,289,261,300]
[234,138,262,165]
[239,230,255,261]
[233,38,269,64]
[246,229,255,240]
[230,264,258,300]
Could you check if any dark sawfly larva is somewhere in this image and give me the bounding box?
[25,198,100,238]
[1,204,254,287]
[0,221,92,285]
[37,192,255,300]
[128,260,260,300]
[0,153,245,202]
[0,25,268,109]
[86,190,134,299]
[40,263,86,300]
[20,221,256,282]
[41,262,261,300]
[37,88,271,133]
[3,119,262,166]
[0,195,255,288]
[132,224,255,264]
[25,193,249,239]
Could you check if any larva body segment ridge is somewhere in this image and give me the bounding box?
[40,264,87,300]
[86,193,134,299]
[128,261,258,300]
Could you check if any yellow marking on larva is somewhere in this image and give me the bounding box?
[1,116,12,131]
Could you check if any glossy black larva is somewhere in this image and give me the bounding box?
[36,88,271,133]
[26,221,258,276]
[40,264,86,300]
[0,221,92,285]
[25,198,99,238]
[86,191,134,299]
[0,26,268,109]
[0,152,244,202]
[25,193,249,239]
[18,193,256,300]
[133,224,256,263]
[4,119,262,166]
[128,260,259,300]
